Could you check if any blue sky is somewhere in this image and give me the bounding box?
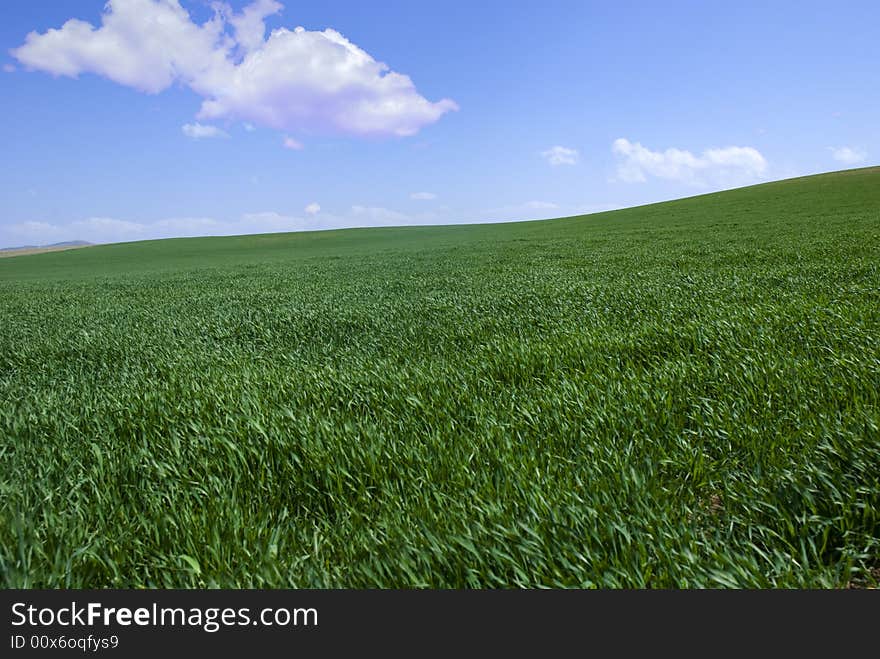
[1,0,877,247]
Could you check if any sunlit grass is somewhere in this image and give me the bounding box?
[1,168,878,587]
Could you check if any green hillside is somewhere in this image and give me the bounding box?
[1,168,878,587]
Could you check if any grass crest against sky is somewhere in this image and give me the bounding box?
[0,1,878,248]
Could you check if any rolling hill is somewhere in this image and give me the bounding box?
[0,167,877,587]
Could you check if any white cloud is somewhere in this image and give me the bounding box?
[12,0,228,94]
[2,64,15,73]
[829,146,867,166]
[612,138,767,185]
[223,0,282,55]
[479,200,622,224]
[12,0,457,141]
[541,145,578,166]
[182,122,228,139]
[347,206,445,228]
[2,214,289,247]
[3,200,630,248]
[0,205,444,247]
[243,122,256,132]
[240,211,307,232]
[3,220,70,246]
[410,192,437,200]
[350,205,409,223]
[2,217,149,246]
[282,136,303,150]
[150,216,219,234]
[483,201,559,222]
[573,202,621,214]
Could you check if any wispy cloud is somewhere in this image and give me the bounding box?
[541,145,579,166]
[828,146,867,166]
[410,192,437,200]
[11,1,457,143]
[2,64,15,73]
[1,199,634,248]
[0,204,446,247]
[282,136,303,150]
[612,138,767,186]
[480,200,622,224]
[483,200,559,221]
[350,205,409,223]
[182,122,228,139]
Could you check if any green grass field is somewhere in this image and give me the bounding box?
[1,168,878,588]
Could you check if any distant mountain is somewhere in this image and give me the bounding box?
[0,240,92,252]
[48,241,93,247]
